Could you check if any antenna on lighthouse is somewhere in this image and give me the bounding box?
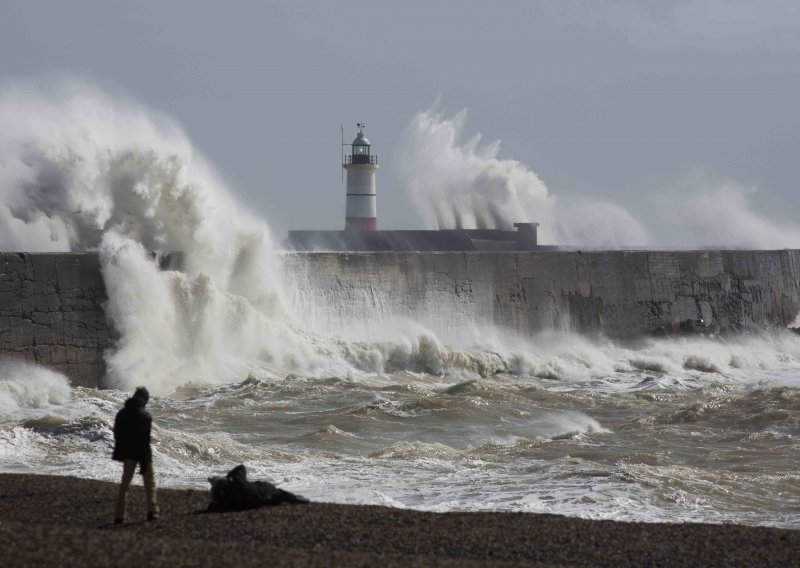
[340,125,344,184]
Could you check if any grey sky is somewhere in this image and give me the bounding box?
[1,1,799,241]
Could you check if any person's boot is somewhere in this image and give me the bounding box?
[114,518,123,525]
[147,512,159,521]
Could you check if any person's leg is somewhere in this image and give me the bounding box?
[142,461,160,519]
[114,459,137,523]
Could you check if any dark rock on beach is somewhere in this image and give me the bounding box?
[1,473,799,567]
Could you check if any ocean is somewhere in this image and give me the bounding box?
[3,328,800,528]
[1,87,799,530]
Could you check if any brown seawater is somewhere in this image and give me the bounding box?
[3,330,800,528]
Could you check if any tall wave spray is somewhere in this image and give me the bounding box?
[0,82,341,393]
[395,104,650,248]
[396,106,553,233]
[657,176,800,249]
[396,104,800,249]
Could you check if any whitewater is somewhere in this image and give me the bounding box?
[1,85,800,529]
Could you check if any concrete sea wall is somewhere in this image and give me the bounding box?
[285,250,800,338]
[2,250,800,387]
[0,253,113,387]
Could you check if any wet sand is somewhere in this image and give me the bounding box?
[0,473,797,567]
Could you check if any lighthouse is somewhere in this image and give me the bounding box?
[285,122,543,251]
[343,123,378,231]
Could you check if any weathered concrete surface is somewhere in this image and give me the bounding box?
[284,250,800,337]
[0,253,113,387]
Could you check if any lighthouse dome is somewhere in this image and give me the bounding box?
[352,132,370,146]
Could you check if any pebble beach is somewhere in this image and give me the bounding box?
[1,473,798,567]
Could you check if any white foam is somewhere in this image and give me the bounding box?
[0,359,72,420]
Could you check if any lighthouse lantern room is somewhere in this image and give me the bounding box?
[343,122,378,231]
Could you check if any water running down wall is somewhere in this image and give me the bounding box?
[2,250,800,387]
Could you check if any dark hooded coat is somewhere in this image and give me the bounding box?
[112,396,153,470]
[207,464,309,512]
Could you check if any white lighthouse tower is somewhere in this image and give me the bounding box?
[343,123,378,231]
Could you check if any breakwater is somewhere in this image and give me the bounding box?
[284,250,800,338]
[0,253,113,387]
[2,250,800,387]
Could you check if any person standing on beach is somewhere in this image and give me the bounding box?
[112,386,160,524]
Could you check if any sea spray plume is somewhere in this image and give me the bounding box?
[395,104,555,235]
[554,198,651,249]
[0,82,312,390]
[395,103,650,247]
[0,84,190,252]
[99,234,181,390]
[0,82,284,294]
[99,232,332,393]
[674,180,800,249]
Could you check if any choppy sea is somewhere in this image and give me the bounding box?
[3,329,800,529]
